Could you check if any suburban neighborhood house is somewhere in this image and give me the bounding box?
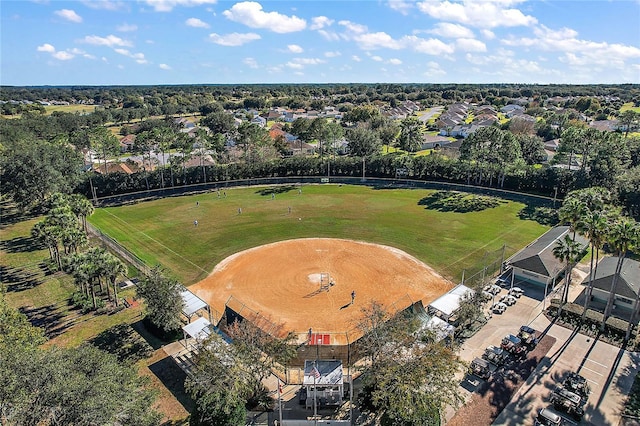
[504,226,588,289]
[581,257,640,319]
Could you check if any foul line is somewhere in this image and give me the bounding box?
[101,209,208,274]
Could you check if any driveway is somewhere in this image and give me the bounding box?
[450,277,640,426]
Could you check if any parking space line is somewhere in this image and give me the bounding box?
[584,358,608,368]
[580,365,603,376]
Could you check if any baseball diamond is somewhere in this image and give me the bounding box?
[190,237,454,346]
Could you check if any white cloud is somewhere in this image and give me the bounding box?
[286,57,326,69]
[223,2,306,33]
[417,0,537,28]
[52,51,75,60]
[324,51,341,58]
[502,24,640,69]
[456,38,486,52]
[143,0,218,12]
[318,30,340,41]
[37,43,56,53]
[402,36,454,55]
[186,17,209,28]
[481,29,495,40]
[338,20,368,35]
[371,55,383,62]
[388,58,402,65]
[159,63,171,70]
[310,16,334,30]
[243,57,259,68]
[82,1,127,11]
[387,0,413,15]
[287,44,304,53]
[81,34,132,47]
[352,55,361,62]
[428,23,474,39]
[69,47,95,59]
[354,32,403,50]
[423,61,446,77]
[117,23,138,32]
[55,9,82,23]
[114,48,148,64]
[208,32,261,46]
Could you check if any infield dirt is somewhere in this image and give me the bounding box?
[190,238,454,343]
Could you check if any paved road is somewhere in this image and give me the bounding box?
[452,278,640,426]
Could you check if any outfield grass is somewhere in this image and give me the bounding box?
[88,184,549,286]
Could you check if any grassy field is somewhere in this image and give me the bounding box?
[88,184,549,286]
[621,102,640,113]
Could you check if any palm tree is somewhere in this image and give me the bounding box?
[558,197,586,241]
[104,254,127,306]
[67,193,94,233]
[603,218,639,327]
[552,234,582,317]
[398,117,423,153]
[579,211,608,317]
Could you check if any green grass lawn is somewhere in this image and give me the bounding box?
[88,184,549,286]
[621,102,640,113]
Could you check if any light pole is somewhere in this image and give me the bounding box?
[553,186,558,207]
[362,156,366,182]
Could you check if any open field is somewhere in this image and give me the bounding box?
[88,184,549,286]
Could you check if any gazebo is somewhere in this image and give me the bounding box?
[181,317,213,350]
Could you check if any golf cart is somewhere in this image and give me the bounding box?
[500,294,517,306]
[534,407,564,425]
[550,386,584,421]
[482,345,510,366]
[563,372,591,399]
[518,325,538,348]
[469,357,491,380]
[501,334,527,356]
[491,302,508,314]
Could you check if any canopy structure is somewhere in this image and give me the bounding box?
[428,284,473,322]
[425,315,455,341]
[182,317,212,350]
[180,286,212,323]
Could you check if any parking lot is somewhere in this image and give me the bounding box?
[454,277,640,426]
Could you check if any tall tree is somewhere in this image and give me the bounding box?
[346,127,381,157]
[398,117,424,153]
[89,126,120,175]
[603,217,639,325]
[136,266,184,333]
[552,234,583,316]
[619,110,639,139]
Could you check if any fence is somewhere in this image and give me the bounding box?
[86,222,151,276]
[458,245,509,290]
[93,176,555,208]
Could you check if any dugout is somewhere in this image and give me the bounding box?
[302,360,344,409]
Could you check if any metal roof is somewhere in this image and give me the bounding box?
[180,287,209,317]
[182,317,212,341]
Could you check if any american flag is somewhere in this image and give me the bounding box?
[310,366,321,379]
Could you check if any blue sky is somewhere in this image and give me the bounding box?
[2,0,639,86]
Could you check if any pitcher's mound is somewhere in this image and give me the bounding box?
[190,238,453,343]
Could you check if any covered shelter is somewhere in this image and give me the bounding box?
[505,226,588,288]
[427,284,474,323]
[182,317,213,350]
[302,360,343,409]
[180,286,212,323]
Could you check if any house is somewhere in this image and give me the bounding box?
[504,226,588,288]
[421,135,452,150]
[581,257,640,317]
[119,134,136,152]
[92,162,136,175]
[251,116,267,127]
[589,120,621,132]
[501,104,525,115]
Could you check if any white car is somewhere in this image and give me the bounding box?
[500,294,517,306]
[491,302,508,314]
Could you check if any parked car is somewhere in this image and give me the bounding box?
[550,386,584,420]
[563,372,590,399]
[534,407,564,425]
[500,294,517,306]
[518,325,538,348]
[501,334,527,355]
[482,345,510,366]
[491,302,508,314]
[509,287,524,298]
[469,357,491,379]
